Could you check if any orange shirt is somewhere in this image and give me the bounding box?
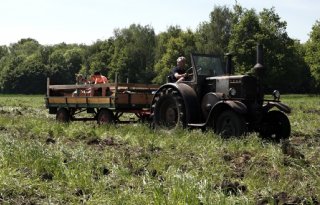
[94,75,108,84]
[92,75,108,84]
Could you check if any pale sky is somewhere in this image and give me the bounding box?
[0,0,319,46]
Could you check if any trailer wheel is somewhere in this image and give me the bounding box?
[215,110,246,137]
[152,88,185,129]
[259,110,290,141]
[97,109,115,125]
[56,108,70,122]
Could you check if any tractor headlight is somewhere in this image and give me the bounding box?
[272,90,280,100]
[229,87,237,97]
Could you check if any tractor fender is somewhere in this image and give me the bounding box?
[263,101,291,114]
[152,83,201,124]
[206,100,248,125]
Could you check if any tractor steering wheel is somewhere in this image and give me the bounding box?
[184,67,193,80]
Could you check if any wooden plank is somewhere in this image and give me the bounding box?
[131,93,150,105]
[48,96,114,105]
[48,97,67,104]
[115,93,154,105]
[116,93,129,104]
[48,82,158,99]
[146,94,154,104]
[49,83,113,90]
[116,83,159,89]
[47,78,50,96]
[67,97,87,104]
[87,97,112,104]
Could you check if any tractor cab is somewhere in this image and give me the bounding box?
[178,54,225,97]
[190,53,225,78]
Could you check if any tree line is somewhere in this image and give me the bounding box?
[0,4,319,94]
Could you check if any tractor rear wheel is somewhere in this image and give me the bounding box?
[56,108,70,123]
[259,110,290,142]
[97,109,115,125]
[215,110,246,137]
[152,88,185,129]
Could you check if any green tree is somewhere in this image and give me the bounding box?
[0,55,22,92]
[196,6,233,55]
[9,38,41,57]
[82,39,114,80]
[109,24,156,83]
[259,8,311,92]
[47,44,84,85]
[14,53,48,93]
[0,46,9,60]
[47,49,68,84]
[0,39,46,93]
[64,47,84,80]
[229,6,311,92]
[228,7,261,74]
[305,20,320,92]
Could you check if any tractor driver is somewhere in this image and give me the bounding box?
[172,56,188,82]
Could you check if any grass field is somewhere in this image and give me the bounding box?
[0,94,320,204]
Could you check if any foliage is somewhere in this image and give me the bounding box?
[109,24,156,83]
[0,4,318,93]
[0,46,9,60]
[305,20,320,92]
[228,6,311,93]
[196,6,233,55]
[0,94,320,204]
[0,40,85,93]
[228,7,261,74]
[48,43,85,85]
[80,39,114,80]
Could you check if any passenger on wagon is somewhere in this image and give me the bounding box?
[90,71,109,96]
[72,74,89,96]
[91,71,108,84]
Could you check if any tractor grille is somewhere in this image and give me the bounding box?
[241,75,257,100]
[229,75,257,100]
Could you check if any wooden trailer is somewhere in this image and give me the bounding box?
[45,78,159,124]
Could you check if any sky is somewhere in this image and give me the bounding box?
[0,0,319,46]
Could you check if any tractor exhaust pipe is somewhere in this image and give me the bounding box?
[225,53,233,75]
[256,43,264,66]
[253,44,264,78]
[253,44,265,103]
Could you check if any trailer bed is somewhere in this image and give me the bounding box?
[45,78,159,123]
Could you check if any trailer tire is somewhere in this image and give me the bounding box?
[56,108,70,123]
[97,109,115,125]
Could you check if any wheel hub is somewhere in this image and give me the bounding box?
[165,107,177,124]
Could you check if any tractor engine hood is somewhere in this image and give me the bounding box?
[205,75,257,100]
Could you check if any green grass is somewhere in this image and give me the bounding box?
[0,94,320,204]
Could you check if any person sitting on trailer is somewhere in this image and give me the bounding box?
[90,71,109,96]
[72,74,89,96]
[90,71,108,84]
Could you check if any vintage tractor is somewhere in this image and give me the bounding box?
[151,44,291,141]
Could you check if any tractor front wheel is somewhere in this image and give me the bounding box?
[259,110,290,142]
[215,110,246,137]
